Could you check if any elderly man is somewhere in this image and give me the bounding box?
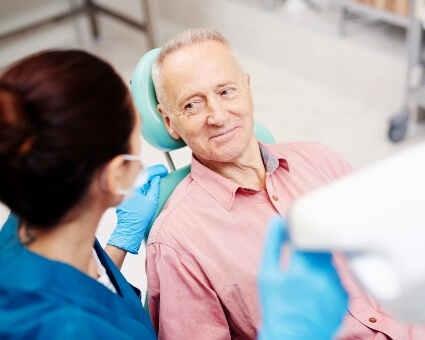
[146,28,424,339]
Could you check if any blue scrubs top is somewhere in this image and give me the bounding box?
[0,214,157,339]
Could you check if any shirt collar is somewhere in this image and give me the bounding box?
[190,142,289,211]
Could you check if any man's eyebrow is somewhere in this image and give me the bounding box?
[177,81,237,106]
[215,82,237,90]
[178,92,202,106]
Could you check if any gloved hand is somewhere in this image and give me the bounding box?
[107,164,168,254]
[258,216,348,340]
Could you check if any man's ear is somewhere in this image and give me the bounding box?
[101,155,126,195]
[157,104,181,140]
[246,73,254,103]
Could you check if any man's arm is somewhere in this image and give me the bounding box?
[147,242,231,340]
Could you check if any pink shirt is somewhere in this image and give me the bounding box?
[146,141,425,340]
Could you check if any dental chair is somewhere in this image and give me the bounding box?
[130,48,276,238]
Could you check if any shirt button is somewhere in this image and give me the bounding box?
[272,195,278,201]
[369,317,377,323]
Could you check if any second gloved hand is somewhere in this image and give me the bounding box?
[107,164,168,254]
[258,216,348,340]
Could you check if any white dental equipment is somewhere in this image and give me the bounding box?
[288,142,425,324]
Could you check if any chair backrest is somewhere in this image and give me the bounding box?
[131,48,275,237]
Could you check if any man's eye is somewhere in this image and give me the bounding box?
[183,99,204,114]
[185,103,194,110]
[221,88,235,96]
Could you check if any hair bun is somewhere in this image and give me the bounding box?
[0,83,34,157]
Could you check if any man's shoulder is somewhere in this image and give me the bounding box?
[148,174,201,243]
[270,141,349,165]
[267,141,353,183]
[269,140,335,155]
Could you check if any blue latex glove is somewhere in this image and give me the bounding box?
[258,216,348,340]
[107,164,168,254]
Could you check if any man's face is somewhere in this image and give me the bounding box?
[158,40,255,165]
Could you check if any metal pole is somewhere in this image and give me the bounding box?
[142,0,160,49]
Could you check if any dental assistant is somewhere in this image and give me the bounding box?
[0,50,166,339]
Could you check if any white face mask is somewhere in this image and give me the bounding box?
[100,153,147,197]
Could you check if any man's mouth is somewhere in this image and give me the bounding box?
[209,127,237,140]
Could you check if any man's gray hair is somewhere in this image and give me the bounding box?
[151,28,237,111]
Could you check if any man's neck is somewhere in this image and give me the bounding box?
[198,141,267,189]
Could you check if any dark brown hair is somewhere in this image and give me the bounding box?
[0,50,135,228]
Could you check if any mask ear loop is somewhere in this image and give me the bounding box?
[118,155,146,196]
[99,155,140,192]
[122,154,142,162]
[99,161,131,197]
[99,150,146,195]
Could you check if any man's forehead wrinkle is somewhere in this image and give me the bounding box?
[160,41,242,108]
[165,75,202,106]
[161,60,186,105]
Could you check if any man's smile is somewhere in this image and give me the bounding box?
[209,127,237,140]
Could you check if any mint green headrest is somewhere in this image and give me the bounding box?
[131,48,186,152]
[131,48,275,150]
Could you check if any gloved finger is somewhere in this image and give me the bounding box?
[143,175,161,199]
[289,249,334,274]
[138,167,166,194]
[290,251,349,323]
[292,249,333,268]
[146,164,168,181]
[260,215,289,273]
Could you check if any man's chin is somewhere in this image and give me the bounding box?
[210,148,245,164]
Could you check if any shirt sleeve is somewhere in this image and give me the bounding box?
[147,241,231,340]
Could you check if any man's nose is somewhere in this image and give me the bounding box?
[206,96,228,126]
